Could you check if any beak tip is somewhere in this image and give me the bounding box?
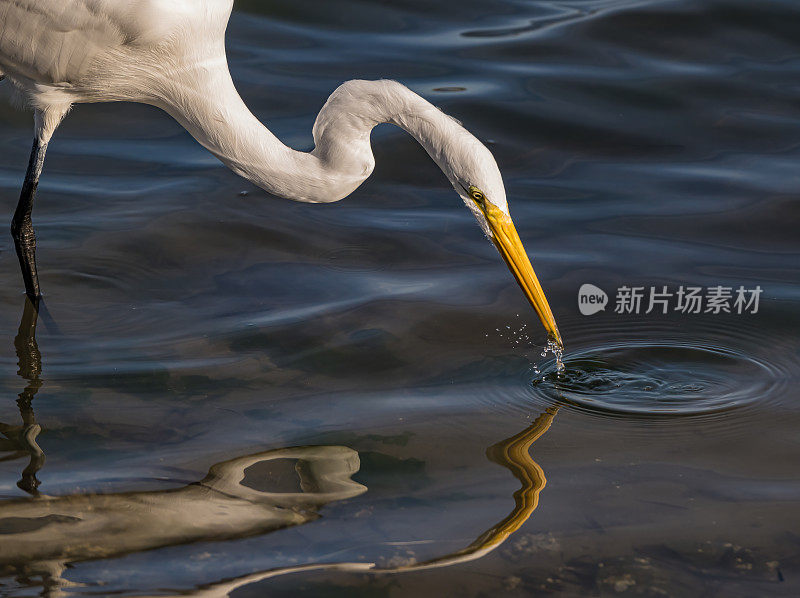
[548,331,563,350]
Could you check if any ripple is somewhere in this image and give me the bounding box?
[530,341,784,417]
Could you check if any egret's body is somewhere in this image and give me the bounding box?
[0,0,562,346]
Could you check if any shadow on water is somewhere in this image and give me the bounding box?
[0,303,559,596]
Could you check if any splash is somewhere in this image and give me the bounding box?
[487,315,564,373]
[488,316,533,347]
[540,338,565,373]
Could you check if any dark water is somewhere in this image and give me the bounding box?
[1,0,799,595]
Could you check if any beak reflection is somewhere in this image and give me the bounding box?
[383,406,559,571]
[0,296,562,594]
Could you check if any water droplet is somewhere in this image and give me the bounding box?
[540,338,565,373]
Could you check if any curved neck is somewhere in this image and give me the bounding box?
[158,72,465,203]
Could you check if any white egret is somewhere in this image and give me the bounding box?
[0,0,562,346]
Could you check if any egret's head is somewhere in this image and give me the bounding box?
[445,142,562,348]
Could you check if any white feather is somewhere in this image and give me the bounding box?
[0,0,507,225]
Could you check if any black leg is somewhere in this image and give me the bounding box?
[15,295,42,385]
[11,138,49,299]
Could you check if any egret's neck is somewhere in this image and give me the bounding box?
[158,71,467,203]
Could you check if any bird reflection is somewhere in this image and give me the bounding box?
[0,297,45,495]
[127,407,560,597]
[390,406,559,571]
[0,444,367,595]
[1,300,559,596]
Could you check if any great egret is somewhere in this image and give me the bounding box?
[0,0,562,347]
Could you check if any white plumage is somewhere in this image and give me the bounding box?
[1,0,502,204]
[0,0,562,346]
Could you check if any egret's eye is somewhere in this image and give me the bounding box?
[468,185,485,206]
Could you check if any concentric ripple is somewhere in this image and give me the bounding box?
[530,341,784,417]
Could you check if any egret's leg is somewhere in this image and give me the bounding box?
[11,137,49,299]
[10,106,68,299]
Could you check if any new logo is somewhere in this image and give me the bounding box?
[578,283,608,315]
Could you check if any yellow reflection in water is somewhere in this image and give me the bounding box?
[127,406,560,597]
[381,406,558,571]
[465,406,557,551]
[0,299,558,596]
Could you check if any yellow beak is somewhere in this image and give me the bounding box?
[484,200,563,348]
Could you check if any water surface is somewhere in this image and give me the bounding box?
[1,0,799,596]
